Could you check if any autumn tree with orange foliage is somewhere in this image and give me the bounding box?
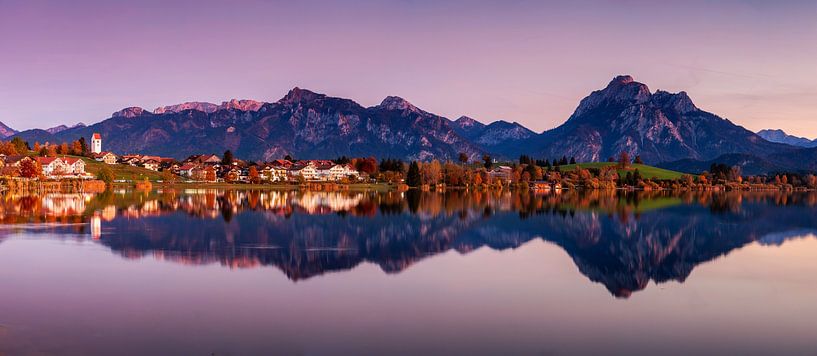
[0,141,18,155]
[204,166,217,182]
[19,159,41,178]
[248,166,261,184]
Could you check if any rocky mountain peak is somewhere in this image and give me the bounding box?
[112,107,147,118]
[610,75,635,85]
[602,74,651,102]
[379,96,420,113]
[279,87,323,104]
[653,90,697,114]
[572,75,652,118]
[454,116,484,128]
[220,99,265,112]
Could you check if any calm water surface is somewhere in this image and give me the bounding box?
[1,189,816,355]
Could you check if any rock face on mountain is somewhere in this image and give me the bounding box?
[0,121,17,138]
[153,99,266,115]
[757,129,817,148]
[112,107,148,118]
[154,102,220,114]
[531,75,791,164]
[16,88,483,161]
[219,99,265,112]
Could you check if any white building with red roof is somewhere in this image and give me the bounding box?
[36,157,87,178]
[91,133,102,154]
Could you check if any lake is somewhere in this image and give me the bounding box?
[1,188,816,355]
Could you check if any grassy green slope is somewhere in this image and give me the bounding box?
[558,162,685,180]
[22,151,165,181]
[80,157,165,181]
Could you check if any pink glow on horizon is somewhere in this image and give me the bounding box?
[0,0,815,137]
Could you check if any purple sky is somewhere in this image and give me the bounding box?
[1,0,815,137]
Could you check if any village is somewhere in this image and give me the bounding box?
[0,133,370,184]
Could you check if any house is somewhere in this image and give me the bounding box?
[224,167,243,182]
[178,163,199,178]
[139,155,163,163]
[289,161,319,180]
[260,164,288,182]
[94,152,118,164]
[166,162,181,173]
[184,154,221,165]
[63,157,87,176]
[159,158,177,171]
[282,160,360,182]
[37,157,69,177]
[489,166,513,183]
[120,155,143,166]
[142,159,160,171]
[269,159,293,168]
[4,155,31,168]
[192,166,216,181]
[326,164,359,181]
[34,157,86,178]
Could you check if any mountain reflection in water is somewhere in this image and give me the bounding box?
[0,189,815,298]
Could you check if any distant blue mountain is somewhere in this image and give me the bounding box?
[757,129,817,148]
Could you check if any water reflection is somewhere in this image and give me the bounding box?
[0,189,816,298]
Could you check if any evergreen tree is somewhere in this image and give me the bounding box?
[458,152,469,165]
[11,137,28,153]
[483,155,493,170]
[79,137,88,156]
[406,161,422,187]
[569,157,576,164]
[222,150,234,165]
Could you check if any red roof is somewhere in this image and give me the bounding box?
[36,157,59,165]
[269,159,293,168]
[92,133,101,139]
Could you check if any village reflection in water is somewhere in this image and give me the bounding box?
[0,188,816,297]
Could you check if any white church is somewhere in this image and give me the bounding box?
[91,133,102,154]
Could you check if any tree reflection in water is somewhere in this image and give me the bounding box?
[0,189,815,298]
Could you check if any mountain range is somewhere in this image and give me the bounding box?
[756,129,817,148]
[5,75,817,173]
